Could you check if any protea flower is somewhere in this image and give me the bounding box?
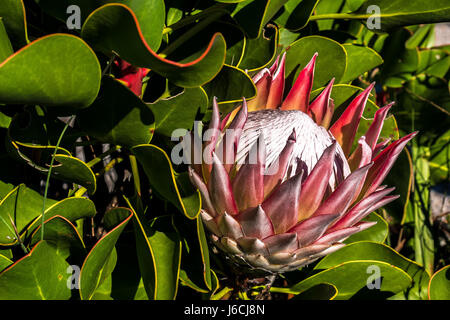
[114,59,149,96]
[187,53,416,274]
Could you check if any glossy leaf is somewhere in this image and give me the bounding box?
[0,254,12,272]
[0,184,56,246]
[36,0,165,51]
[29,216,86,262]
[0,241,71,299]
[79,208,132,300]
[274,0,319,31]
[203,64,256,110]
[126,198,182,300]
[316,241,430,300]
[7,140,97,195]
[410,150,434,275]
[231,0,287,38]
[237,24,278,71]
[291,283,337,300]
[290,260,412,299]
[109,232,149,300]
[0,0,28,49]
[81,3,226,88]
[0,20,14,62]
[78,76,155,148]
[0,34,101,108]
[132,144,201,219]
[428,265,450,300]
[53,155,97,194]
[353,1,450,32]
[149,87,208,137]
[174,215,212,293]
[25,197,96,239]
[428,130,450,184]
[314,0,345,30]
[285,36,347,90]
[340,44,383,83]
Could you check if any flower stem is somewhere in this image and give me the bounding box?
[40,115,75,241]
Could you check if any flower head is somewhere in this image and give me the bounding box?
[188,53,416,274]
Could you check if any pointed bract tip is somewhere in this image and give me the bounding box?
[273,52,286,79]
[306,53,318,69]
[288,128,296,142]
[269,56,280,74]
[242,97,248,112]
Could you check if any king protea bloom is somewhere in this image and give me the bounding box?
[187,53,417,274]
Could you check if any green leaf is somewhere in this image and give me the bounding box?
[79,208,132,300]
[291,283,338,300]
[285,36,347,90]
[36,0,165,51]
[428,265,450,300]
[81,3,226,88]
[0,0,28,49]
[0,34,101,108]
[126,198,181,300]
[405,25,434,49]
[237,24,278,71]
[6,139,97,195]
[0,184,56,246]
[166,20,245,69]
[29,216,86,263]
[429,130,450,184]
[340,44,383,83]
[232,0,287,38]
[90,271,114,300]
[34,0,99,23]
[203,64,257,109]
[315,241,430,300]
[313,0,345,30]
[0,241,71,299]
[53,155,97,194]
[353,0,450,32]
[290,260,412,299]
[410,148,434,275]
[274,0,319,31]
[344,212,389,244]
[132,144,201,219]
[25,197,96,241]
[174,215,212,293]
[346,0,365,12]
[0,19,13,62]
[79,76,155,148]
[419,50,450,79]
[109,233,149,300]
[149,87,208,137]
[0,254,12,272]
[118,0,165,52]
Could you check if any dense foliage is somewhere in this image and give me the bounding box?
[0,0,448,300]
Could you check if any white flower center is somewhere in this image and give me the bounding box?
[236,110,351,189]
